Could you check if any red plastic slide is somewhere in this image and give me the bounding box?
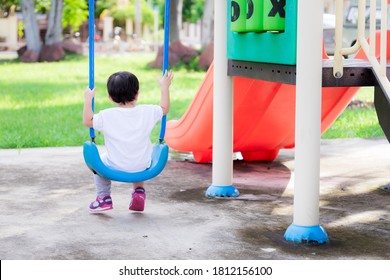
[165,59,360,163]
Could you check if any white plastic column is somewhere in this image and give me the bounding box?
[284,0,328,243]
[206,0,238,197]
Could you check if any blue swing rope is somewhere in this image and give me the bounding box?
[88,0,95,141]
[160,0,171,143]
[88,0,170,143]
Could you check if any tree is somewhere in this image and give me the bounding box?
[169,0,181,41]
[182,0,203,23]
[62,0,88,33]
[20,0,41,61]
[45,0,63,45]
[16,0,86,62]
[201,0,213,48]
[0,0,19,16]
[36,0,65,61]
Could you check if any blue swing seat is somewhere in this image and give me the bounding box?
[83,141,169,183]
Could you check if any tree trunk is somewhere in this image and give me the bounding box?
[169,0,182,42]
[21,0,41,54]
[45,0,63,45]
[201,0,214,49]
[177,0,182,30]
[135,0,142,36]
[39,0,65,61]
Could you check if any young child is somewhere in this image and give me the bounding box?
[83,70,174,213]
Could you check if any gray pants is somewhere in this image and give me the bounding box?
[94,174,111,197]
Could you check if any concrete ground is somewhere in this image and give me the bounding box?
[0,138,389,260]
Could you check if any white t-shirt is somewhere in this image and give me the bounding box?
[93,105,163,172]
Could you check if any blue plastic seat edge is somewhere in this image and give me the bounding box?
[83,141,169,183]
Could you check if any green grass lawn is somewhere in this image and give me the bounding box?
[321,87,384,139]
[0,53,384,149]
[0,53,205,148]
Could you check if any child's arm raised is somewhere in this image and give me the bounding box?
[158,70,174,115]
[83,87,95,128]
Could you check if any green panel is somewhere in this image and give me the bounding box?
[230,0,247,32]
[227,0,297,65]
[263,0,286,31]
[246,0,265,32]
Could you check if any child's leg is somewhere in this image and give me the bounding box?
[94,174,112,197]
[129,182,146,211]
[89,174,113,212]
[133,182,144,190]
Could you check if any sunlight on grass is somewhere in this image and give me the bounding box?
[0,53,204,148]
[322,107,383,138]
[322,86,383,139]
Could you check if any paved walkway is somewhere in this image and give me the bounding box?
[0,138,389,259]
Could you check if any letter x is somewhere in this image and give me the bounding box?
[268,0,286,18]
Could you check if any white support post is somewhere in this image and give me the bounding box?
[284,0,328,243]
[206,0,239,197]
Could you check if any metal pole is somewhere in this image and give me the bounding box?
[284,0,328,244]
[206,0,238,197]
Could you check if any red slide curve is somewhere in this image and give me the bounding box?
[165,57,360,163]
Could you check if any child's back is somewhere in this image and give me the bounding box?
[94,105,163,172]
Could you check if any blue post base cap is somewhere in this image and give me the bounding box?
[284,224,329,245]
[206,185,239,198]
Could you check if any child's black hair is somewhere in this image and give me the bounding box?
[107,71,139,104]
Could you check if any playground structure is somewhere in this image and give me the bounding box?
[165,0,390,244]
[165,52,361,163]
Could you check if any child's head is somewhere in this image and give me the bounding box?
[107,71,139,104]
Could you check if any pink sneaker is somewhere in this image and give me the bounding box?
[89,195,113,213]
[129,187,146,211]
